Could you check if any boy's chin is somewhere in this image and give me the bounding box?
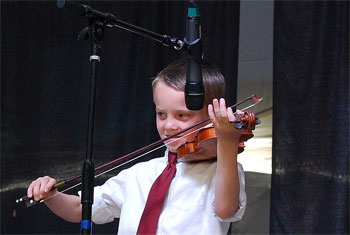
[164,140,182,153]
[166,146,178,154]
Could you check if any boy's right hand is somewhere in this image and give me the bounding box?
[27,176,57,201]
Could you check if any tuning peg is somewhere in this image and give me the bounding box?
[234,122,244,129]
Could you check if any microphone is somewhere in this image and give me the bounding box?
[184,0,204,110]
[57,0,90,16]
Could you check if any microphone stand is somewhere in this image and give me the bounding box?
[56,0,185,234]
[79,19,102,234]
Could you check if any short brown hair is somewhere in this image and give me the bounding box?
[152,59,226,107]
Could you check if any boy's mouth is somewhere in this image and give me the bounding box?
[164,135,183,143]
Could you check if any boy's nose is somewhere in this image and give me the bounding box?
[164,117,179,132]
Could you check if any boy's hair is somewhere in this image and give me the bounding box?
[152,59,226,107]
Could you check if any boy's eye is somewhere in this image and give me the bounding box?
[156,112,165,118]
[178,113,189,119]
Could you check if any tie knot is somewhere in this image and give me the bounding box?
[168,152,178,164]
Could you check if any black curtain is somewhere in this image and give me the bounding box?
[1,1,240,234]
[271,1,349,234]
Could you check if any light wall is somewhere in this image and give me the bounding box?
[237,1,274,174]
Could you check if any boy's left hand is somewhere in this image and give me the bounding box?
[208,98,242,142]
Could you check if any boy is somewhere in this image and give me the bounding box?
[27,59,247,234]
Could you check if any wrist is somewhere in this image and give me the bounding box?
[44,189,58,203]
[216,132,240,144]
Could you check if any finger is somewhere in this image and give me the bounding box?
[39,176,50,196]
[46,178,57,193]
[212,99,221,119]
[219,98,228,119]
[208,103,213,116]
[236,109,244,114]
[208,104,216,122]
[33,178,42,201]
[27,181,35,198]
[227,107,235,122]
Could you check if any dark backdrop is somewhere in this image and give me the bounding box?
[271,1,349,234]
[1,1,240,234]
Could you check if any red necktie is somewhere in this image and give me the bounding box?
[137,152,177,235]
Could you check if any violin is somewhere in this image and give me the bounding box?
[16,94,262,207]
[177,111,260,162]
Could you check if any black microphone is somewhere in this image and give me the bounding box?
[184,0,204,110]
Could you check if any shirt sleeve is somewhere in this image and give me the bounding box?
[212,163,247,222]
[78,168,131,224]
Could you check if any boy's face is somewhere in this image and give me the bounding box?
[153,80,208,153]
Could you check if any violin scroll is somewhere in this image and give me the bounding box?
[233,111,261,130]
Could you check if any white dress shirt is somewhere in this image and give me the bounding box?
[84,150,247,234]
